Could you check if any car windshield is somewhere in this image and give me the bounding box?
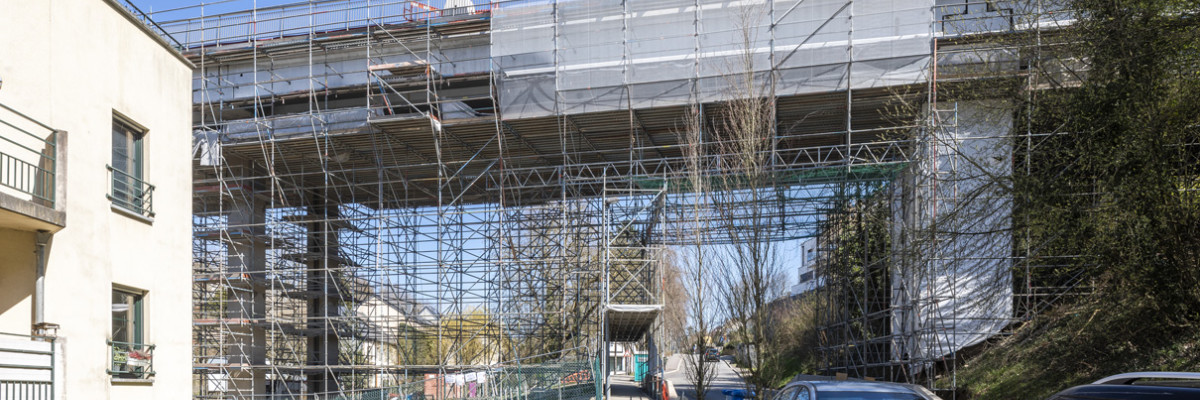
[817,391,922,400]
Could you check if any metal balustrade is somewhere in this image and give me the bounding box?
[0,332,55,400]
[107,340,156,380]
[107,165,155,218]
[0,103,57,208]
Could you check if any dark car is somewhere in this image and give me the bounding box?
[1048,372,1200,399]
[772,376,942,400]
[705,348,721,362]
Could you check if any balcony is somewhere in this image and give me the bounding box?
[0,102,64,232]
[0,332,56,398]
[107,165,155,220]
[107,340,155,381]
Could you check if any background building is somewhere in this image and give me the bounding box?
[0,0,193,398]
[791,239,822,296]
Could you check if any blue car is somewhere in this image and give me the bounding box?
[705,348,721,362]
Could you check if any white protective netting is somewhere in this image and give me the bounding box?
[493,0,934,119]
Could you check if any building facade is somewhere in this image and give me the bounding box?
[0,0,193,398]
[791,239,822,296]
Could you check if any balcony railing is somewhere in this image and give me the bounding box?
[107,340,155,380]
[107,165,155,218]
[0,103,57,208]
[0,332,55,399]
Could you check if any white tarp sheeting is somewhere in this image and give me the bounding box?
[493,0,934,119]
[891,100,1014,365]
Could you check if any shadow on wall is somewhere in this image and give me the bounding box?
[0,228,35,333]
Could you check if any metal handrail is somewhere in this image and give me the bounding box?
[0,331,55,399]
[934,1,1075,38]
[0,102,57,208]
[151,0,506,49]
[107,165,155,218]
[112,0,186,49]
[107,340,156,379]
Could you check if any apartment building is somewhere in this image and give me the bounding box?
[0,0,193,398]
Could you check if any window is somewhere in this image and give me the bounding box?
[109,115,154,217]
[816,392,922,400]
[797,387,811,400]
[773,387,798,400]
[111,288,144,345]
[110,287,154,380]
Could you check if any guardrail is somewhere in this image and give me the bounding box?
[148,0,504,49]
[111,0,185,49]
[935,1,1074,38]
[107,340,155,380]
[107,165,155,218]
[0,103,57,208]
[0,332,56,400]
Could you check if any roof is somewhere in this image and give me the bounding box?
[805,381,922,394]
[102,0,195,69]
[1053,385,1200,399]
[1093,372,1200,385]
[784,376,935,398]
[1047,372,1200,399]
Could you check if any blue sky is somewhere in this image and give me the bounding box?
[132,0,299,20]
[140,0,817,294]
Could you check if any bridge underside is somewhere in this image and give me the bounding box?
[166,0,970,398]
[198,87,920,211]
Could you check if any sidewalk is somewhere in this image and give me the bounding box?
[608,374,655,400]
[664,354,683,374]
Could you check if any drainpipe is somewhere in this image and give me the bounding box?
[34,230,52,335]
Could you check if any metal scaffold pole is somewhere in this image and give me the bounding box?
[147,0,1072,397]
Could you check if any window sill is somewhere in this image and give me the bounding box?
[110,204,155,225]
[111,377,154,385]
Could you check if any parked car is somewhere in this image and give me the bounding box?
[773,375,941,400]
[705,348,721,362]
[1048,372,1200,399]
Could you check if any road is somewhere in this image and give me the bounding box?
[664,354,749,400]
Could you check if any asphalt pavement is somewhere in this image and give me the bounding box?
[607,374,655,400]
[663,354,749,400]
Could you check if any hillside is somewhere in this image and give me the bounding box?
[949,296,1200,399]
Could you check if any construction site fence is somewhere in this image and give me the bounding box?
[320,359,599,400]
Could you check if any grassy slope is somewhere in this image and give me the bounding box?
[948,297,1200,400]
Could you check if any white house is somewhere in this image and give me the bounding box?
[790,239,823,296]
[0,0,193,398]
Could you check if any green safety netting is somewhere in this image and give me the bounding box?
[633,163,909,191]
[330,359,599,400]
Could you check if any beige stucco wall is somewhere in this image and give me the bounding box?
[0,229,35,335]
[0,0,193,398]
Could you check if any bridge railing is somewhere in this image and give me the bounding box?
[935,0,1075,38]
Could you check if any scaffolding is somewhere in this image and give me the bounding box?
[130,0,1072,398]
[810,1,1083,397]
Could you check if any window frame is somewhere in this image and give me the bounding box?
[111,286,145,345]
[774,386,799,400]
[110,285,155,382]
[109,112,155,219]
[111,114,146,183]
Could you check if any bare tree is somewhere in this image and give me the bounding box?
[709,2,789,393]
[676,104,718,400]
[660,249,690,355]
